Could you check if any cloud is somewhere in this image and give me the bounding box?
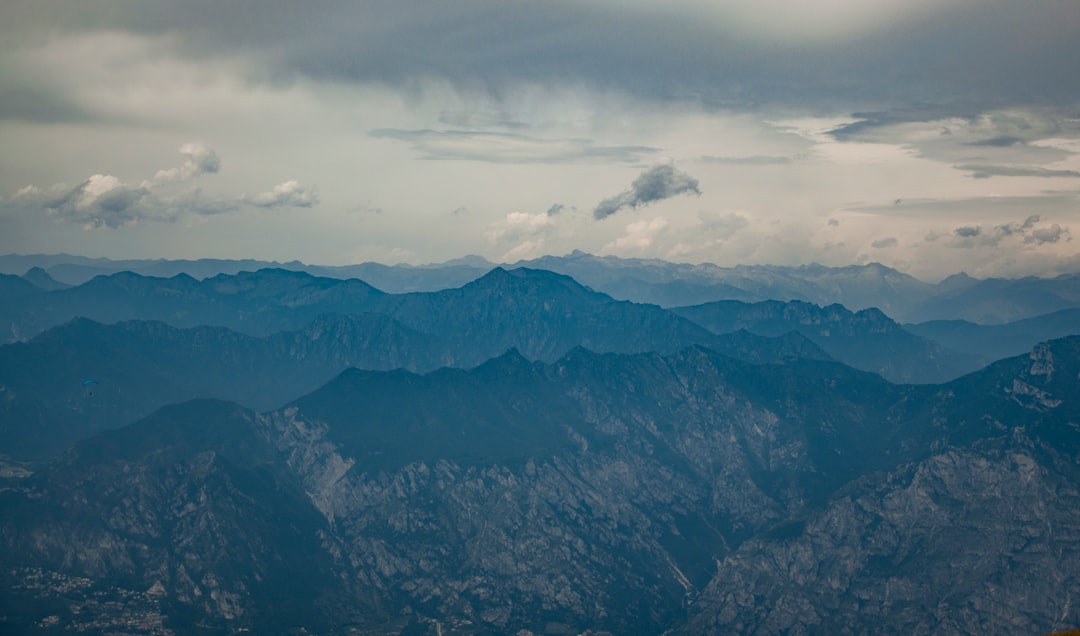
[370,128,656,163]
[546,203,569,216]
[829,109,1080,175]
[149,143,221,184]
[871,237,899,248]
[699,155,793,165]
[5,1,1080,124]
[245,180,317,208]
[594,164,701,220]
[348,200,383,216]
[486,211,554,243]
[948,215,1070,248]
[71,177,148,228]
[3,143,316,229]
[603,217,670,252]
[1025,224,1068,245]
[997,215,1041,237]
[956,164,1080,179]
[11,175,151,229]
[486,210,559,261]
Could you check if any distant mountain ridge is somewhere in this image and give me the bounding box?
[0,268,834,461]
[6,251,1080,322]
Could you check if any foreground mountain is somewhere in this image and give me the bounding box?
[0,400,350,634]
[3,338,1078,634]
[671,299,986,383]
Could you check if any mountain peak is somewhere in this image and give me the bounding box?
[21,266,70,291]
[466,266,605,296]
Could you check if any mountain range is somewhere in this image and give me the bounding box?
[6,251,1080,323]
[2,256,1080,634]
[2,337,1078,634]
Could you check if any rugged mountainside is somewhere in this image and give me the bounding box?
[0,400,351,635]
[672,299,987,383]
[3,338,1079,634]
[682,336,1080,634]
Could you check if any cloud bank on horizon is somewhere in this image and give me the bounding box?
[0,0,1078,280]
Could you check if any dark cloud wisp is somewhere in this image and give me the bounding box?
[949,215,1070,248]
[957,164,1080,180]
[594,164,701,220]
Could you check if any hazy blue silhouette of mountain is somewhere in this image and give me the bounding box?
[907,307,1080,362]
[672,298,987,383]
[0,268,388,343]
[905,272,1080,324]
[1,265,836,364]
[0,272,45,301]
[0,314,438,460]
[516,252,936,316]
[6,252,1080,323]
[0,269,830,461]
[21,267,70,291]
[4,338,1078,633]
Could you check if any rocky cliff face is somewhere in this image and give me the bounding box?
[2,338,1079,634]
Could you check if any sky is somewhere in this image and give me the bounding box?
[1,0,1079,281]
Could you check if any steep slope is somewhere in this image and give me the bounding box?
[0,400,354,635]
[680,336,1080,634]
[3,338,1079,634]
[673,299,986,383]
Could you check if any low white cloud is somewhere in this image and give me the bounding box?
[500,238,548,262]
[245,180,318,208]
[3,143,316,230]
[603,217,670,252]
[148,142,221,185]
[486,210,554,247]
[485,211,561,262]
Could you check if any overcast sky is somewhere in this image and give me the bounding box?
[1,0,1079,280]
